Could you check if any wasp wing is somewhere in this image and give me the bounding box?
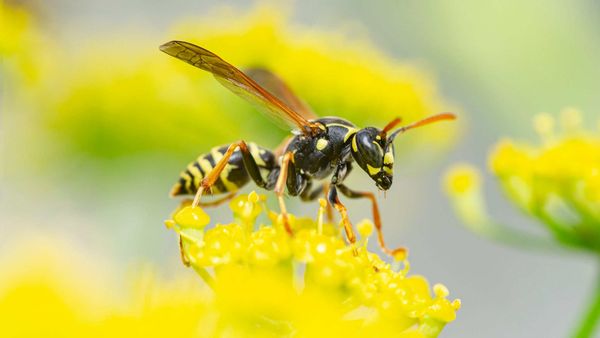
[245,68,318,121]
[159,40,319,135]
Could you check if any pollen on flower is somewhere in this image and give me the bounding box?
[173,206,210,229]
[357,219,374,239]
[165,192,460,337]
[433,283,450,298]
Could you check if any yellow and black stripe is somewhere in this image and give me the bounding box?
[170,142,275,196]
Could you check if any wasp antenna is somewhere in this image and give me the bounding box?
[388,113,455,143]
[381,117,402,134]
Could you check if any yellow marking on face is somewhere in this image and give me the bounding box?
[383,166,393,174]
[367,164,380,176]
[372,141,383,153]
[375,135,381,140]
[219,163,239,192]
[316,138,328,151]
[384,152,394,165]
[249,142,266,166]
[352,136,358,152]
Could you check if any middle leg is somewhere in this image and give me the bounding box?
[300,182,334,223]
[327,185,358,255]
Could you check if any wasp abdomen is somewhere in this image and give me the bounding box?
[170,142,275,196]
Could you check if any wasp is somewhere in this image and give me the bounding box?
[160,40,455,256]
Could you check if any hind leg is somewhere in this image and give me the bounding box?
[178,192,237,209]
[191,141,273,207]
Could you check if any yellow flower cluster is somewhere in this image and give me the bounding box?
[445,109,600,252]
[165,192,460,337]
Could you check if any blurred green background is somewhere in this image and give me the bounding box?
[2,1,600,337]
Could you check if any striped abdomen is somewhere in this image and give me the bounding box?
[170,142,276,196]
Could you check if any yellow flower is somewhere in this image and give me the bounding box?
[0,197,460,338]
[445,108,600,252]
[445,111,600,337]
[166,192,460,337]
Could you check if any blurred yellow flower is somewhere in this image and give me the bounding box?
[444,109,600,337]
[0,1,40,82]
[166,192,460,337]
[445,109,600,252]
[0,237,211,338]
[490,110,600,251]
[11,4,456,163]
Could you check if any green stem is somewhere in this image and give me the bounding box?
[191,264,215,290]
[572,262,600,338]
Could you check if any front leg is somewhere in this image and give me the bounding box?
[337,184,407,258]
[331,162,349,186]
[274,151,307,235]
[285,155,308,196]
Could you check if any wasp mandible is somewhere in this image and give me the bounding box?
[160,40,455,257]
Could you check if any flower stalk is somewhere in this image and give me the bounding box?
[573,261,600,338]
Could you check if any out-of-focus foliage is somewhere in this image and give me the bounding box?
[445,109,600,254]
[164,192,460,337]
[8,3,456,167]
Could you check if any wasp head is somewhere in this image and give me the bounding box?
[350,113,456,191]
[351,127,395,191]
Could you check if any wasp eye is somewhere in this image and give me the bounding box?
[352,127,386,180]
[354,128,384,168]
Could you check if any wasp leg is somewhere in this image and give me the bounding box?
[337,184,407,258]
[327,185,358,255]
[274,152,295,235]
[179,236,191,267]
[299,183,334,223]
[179,192,237,208]
[193,140,271,207]
[300,181,323,201]
[323,183,334,223]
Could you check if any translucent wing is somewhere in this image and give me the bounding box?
[159,40,320,135]
[245,68,318,121]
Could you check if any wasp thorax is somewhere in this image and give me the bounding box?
[351,127,394,190]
